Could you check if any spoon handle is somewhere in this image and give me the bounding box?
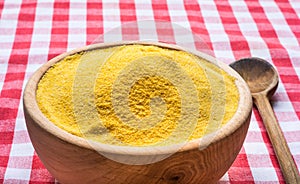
[254,94,300,183]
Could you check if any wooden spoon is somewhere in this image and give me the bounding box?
[230,57,300,183]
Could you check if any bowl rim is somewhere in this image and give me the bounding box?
[23,41,252,156]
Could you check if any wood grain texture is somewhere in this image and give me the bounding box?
[23,42,253,184]
[230,58,300,184]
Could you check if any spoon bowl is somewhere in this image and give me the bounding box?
[230,57,278,98]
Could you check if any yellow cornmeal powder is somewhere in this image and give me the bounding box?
[36,44,239,146]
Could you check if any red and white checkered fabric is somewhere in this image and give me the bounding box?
[1,0,299,183]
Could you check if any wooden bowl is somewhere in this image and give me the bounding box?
[23,42,252,184]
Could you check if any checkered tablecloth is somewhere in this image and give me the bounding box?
[1,0,300,183]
